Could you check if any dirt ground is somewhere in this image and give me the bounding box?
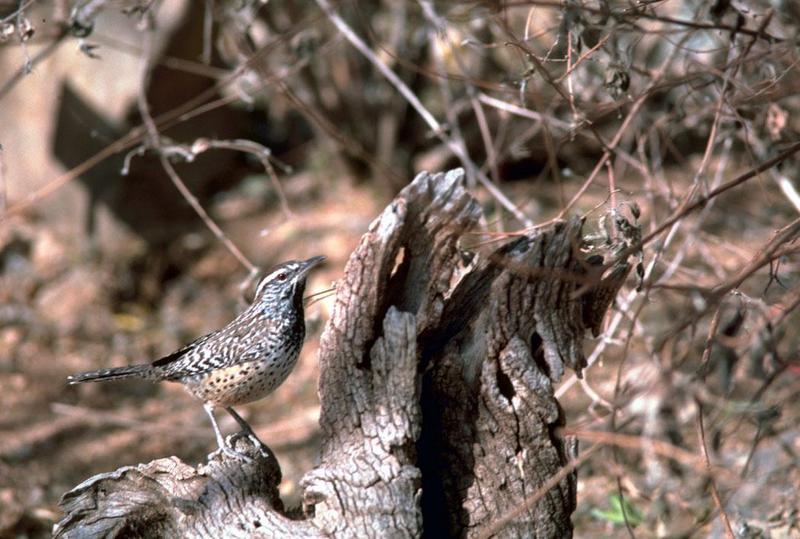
[0,170,383,536]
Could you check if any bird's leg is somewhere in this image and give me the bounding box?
[224,406,255,434]
[203,403,252,461]
[224,407,267,454]
[203,403,227,449]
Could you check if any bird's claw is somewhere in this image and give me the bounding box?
[207,441,255,463]
[229,430,271,459]
[208,430,269,463]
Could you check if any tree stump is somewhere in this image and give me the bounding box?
[54,169,628,538]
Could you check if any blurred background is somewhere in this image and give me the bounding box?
[1,0,799,537]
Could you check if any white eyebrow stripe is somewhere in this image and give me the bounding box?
[255,263,302,295]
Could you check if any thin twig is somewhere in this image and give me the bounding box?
[0,0,36,24]
[637,143,800,257]
[1,14,325,220]
[500,0,783,42]
[0,144,6,212]
[555,31,690,219]
[696,397,736,539]
[476,93,572,131]
[92,32,230,79]
[315,0,533,227]
[158,156,258,274]
[0,28,68,101]
[480,421,738,537]
[477,444,600,539]
[562,428,734,477]
[135,7,257,275]
[190,138,293,218]
[202,0,214,65]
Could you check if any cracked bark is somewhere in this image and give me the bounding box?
[55,169,629,538]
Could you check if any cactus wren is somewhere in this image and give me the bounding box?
[68,255,325,457]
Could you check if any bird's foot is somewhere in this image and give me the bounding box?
[205,406,272,462]
[208,431,270,463]
[206,445,248,464]
[207,436,256,463]
[229,429,272,460]
[215,442,255,463]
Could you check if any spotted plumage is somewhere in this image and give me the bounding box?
[68,255,325,456]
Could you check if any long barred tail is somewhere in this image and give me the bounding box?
[67,364,151,384]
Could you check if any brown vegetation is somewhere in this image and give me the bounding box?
[1,1,799,537]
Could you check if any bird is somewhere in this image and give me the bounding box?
[68,255,326,458]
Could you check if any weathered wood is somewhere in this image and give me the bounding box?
[55,168,628,538]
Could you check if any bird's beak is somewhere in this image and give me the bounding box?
[299,255,326,276]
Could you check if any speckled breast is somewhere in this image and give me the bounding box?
[182,342,302,408]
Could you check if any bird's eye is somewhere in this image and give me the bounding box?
[276,272,288,281]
